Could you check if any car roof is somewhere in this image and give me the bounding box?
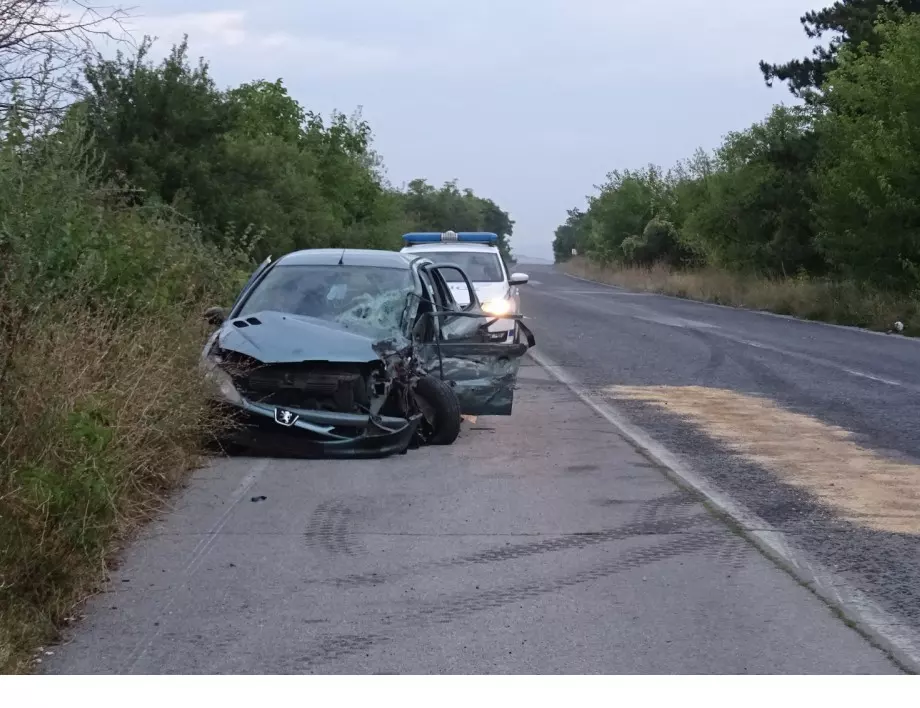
[400,242,500,255]
[276,248,416,269]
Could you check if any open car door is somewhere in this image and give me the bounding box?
[414,263,535,416]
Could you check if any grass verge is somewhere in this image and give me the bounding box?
[0,296,221,673]
[560,258,920,335]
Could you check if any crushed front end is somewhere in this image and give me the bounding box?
[203,342,422,459]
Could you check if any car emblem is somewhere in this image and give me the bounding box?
[274,408,299,427]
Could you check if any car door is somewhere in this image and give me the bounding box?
[414,264,535,416]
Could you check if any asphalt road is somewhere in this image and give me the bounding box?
[43,266,919,674]
[521,265,920,662]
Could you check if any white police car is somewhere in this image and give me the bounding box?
[400,231,529,342]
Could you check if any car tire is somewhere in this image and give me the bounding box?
[414,375,462,446]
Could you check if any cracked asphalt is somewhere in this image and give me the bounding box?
[44,335,903,672]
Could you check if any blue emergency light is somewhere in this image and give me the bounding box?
[402,231,498,245]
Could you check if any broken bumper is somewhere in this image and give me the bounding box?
[214,398,421,458]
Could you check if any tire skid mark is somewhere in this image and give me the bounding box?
[632,488,749,569]
[298,532,718,670]
[305,500,362,556]
[331,494,716,588]
[709,535,751,570]
[630,489,699,526]
[295,634,386,669]
[686,329,728,386]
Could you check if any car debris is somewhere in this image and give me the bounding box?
[200,248,535,458]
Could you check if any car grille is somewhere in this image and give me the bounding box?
[234,363,370,412]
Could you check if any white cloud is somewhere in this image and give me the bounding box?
[126,10,400,76]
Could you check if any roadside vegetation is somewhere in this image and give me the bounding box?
[0,2,515,673]
[553,2,920,334]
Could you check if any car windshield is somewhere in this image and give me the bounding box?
[237,264,414,337]
[412,251,504,282]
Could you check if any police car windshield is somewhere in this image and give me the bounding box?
[414,251,504,283]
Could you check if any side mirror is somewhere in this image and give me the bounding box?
[508,272,529,286]
[203,306,228,327]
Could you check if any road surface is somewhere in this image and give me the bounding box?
[44,266,919,673]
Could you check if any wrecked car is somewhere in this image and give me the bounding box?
[200,248,536,458]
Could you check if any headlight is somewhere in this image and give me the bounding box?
[201,357,243,405]
[481,298,513,317]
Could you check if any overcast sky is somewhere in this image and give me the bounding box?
[120,1,819,260]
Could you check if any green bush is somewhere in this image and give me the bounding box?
[812,12,920,292]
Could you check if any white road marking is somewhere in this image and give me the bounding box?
[561,270,920,346]
[536,286,917,392]
[555,289,652,295]
[527,347,920,671]
[733,337,916,391]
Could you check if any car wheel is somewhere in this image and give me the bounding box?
[413,375,462,446]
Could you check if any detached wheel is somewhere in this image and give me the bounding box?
[413,375,461,446]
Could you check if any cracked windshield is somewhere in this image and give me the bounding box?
[238,264,413,337]
[4,0,920,686]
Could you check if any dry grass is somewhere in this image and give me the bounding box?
[0,295,223,673]
[561,258,920,334]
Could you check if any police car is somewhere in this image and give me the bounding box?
[400,231,529,342]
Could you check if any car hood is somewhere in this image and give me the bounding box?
[449,282,508,306]
[213,310,404,364]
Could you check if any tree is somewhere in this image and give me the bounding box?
[812,13,920,290]
[79,37,235,209]
[478,198,515,262]
[621,218,691,267]
[679,105,823,275]
[226,79,306,144]
[399,179,515,260]
[72,36,517,263]
[581,166,672,265]
[759,0,920,99]
[552,208,588,263]
[0,0,129,115]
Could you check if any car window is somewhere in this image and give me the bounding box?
[427,267,460,311]
[237,264,414,337]
[411,251,504,282]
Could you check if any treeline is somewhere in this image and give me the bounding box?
[78,38,515,267]
[554,2,920,295]
[0,15,513,672]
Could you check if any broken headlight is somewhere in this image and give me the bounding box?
[201,354,243,405]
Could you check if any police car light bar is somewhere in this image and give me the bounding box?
[401,231,498,245]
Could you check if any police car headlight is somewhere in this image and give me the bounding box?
[481,298,513,317]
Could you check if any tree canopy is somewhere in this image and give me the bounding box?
[66,36,514,262]
[759,0,920,99]
[555,9,920,293]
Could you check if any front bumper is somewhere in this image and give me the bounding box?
[485,317,517,342]
[213,397,421,459]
